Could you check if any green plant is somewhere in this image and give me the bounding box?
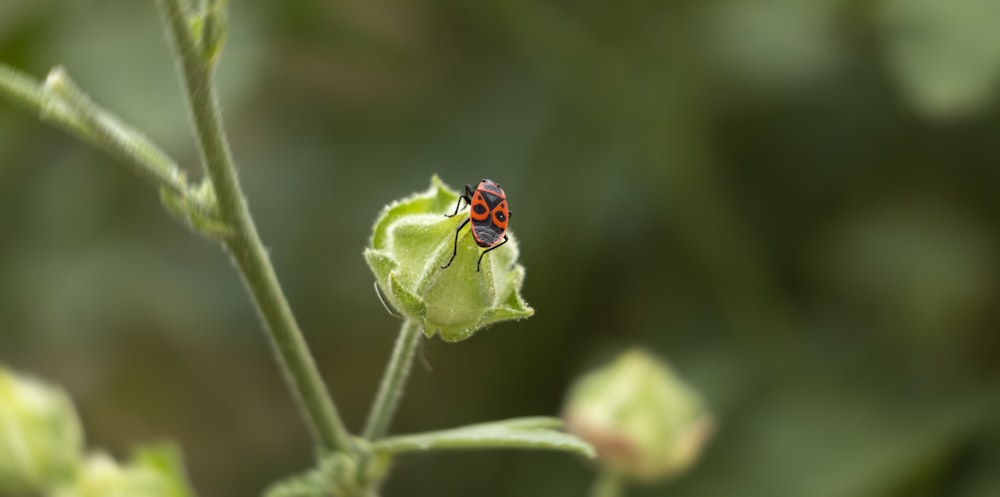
[563,349,714,497]
[0,0,595,495]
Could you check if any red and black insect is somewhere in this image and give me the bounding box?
[441,179,512,272]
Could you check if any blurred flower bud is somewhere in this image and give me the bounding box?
[563,349,713,482]
[50,451,188,497]
[364,175,533,342]
[0,365,83,493]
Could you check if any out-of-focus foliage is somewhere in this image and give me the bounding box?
[881,0,1000,118]
[51,445,195,497]
[0,365,82,493]
[1,0,998,496]
[564,349,712,482]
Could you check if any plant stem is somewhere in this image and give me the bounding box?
[590,471,625,497]
[363,320,423,440]
[156,0,354,454]
[0,64,198,205]
[43,67,199,202]
[370,417,595,457]
[0,64,86,134]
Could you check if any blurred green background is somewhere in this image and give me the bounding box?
[2,0,1000,496]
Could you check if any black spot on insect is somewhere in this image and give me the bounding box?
[442,179,512,272]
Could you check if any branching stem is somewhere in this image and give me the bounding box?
[0,64,199,206]
[155,0,354,454]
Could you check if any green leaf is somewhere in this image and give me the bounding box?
[371,417,595,458]
[389,272,427,320]
[363,249,396,283]
[370,175,456,250]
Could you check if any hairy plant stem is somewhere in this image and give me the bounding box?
[363,320,422,440]
[590,471,625,497]
[0,64,199,205]
[156,0,354,454]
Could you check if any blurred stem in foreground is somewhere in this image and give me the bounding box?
[154,0,354,455]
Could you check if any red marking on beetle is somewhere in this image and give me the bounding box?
[441,179,512,272]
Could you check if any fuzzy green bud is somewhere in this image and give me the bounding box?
[0,365,83,493]
[50,450,191,497]
[364,176,533,341]
[563,349,713,482]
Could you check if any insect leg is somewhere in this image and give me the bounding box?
[476,234,509,272]
[445,195,469,217]
[441,217,471,269]
[444,184,475,218]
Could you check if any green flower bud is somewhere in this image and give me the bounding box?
[51,451,189,497]
[0,365,83,493]
[563,349,714,483]
[364,175,533,342]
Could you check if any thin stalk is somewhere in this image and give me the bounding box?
[0,64,197,204]
[590,470,625,497]
[0,64,86,134]
[156,0,354,454]
[42,67,197,202]
[363,320,422,440]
